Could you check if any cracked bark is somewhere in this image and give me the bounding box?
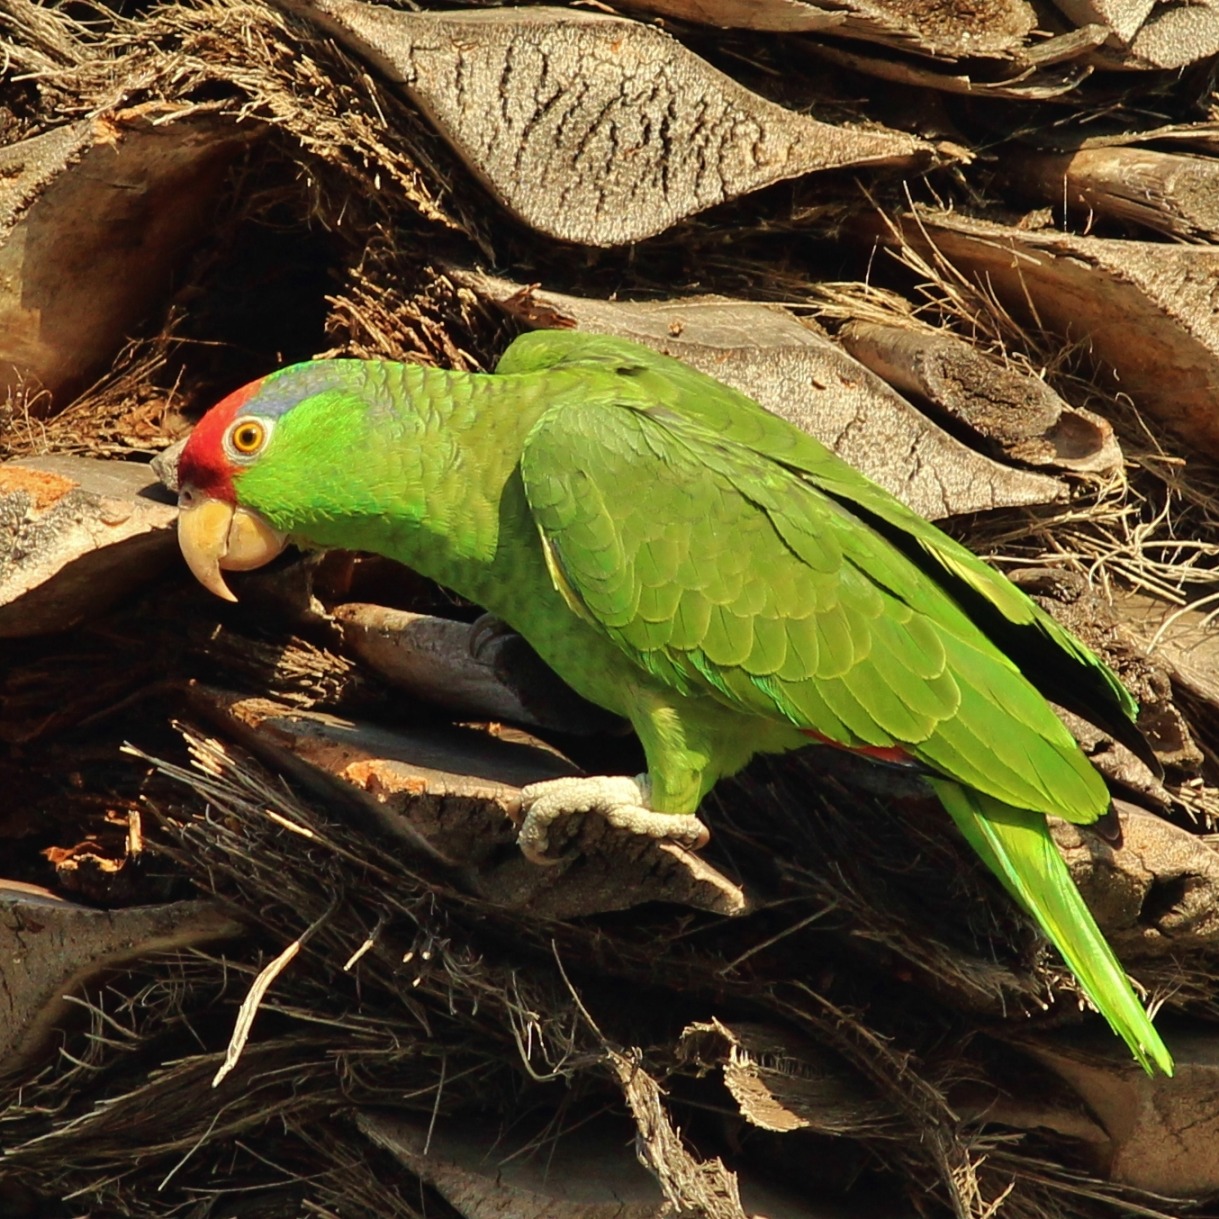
[269,0,935,245]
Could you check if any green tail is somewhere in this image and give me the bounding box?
[930,780,1173,1076]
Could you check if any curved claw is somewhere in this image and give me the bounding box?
[177,487,287,602]
[468,612,518,663]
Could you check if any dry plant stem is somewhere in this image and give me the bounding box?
[267,0,934,246]
[0,115,256,409]
[137,731,974,1211]
[838,319,1121,475]
[1093,5,1219,70]
[860,207,1219,460]
[0,456,178,637]
[213,939,300,1086]
[1050,0,1153,42]
[1006,147,1219,243]
[609,1046,748,1219]
[833,206,1219,609]
[4,0,472,233]
[803,34,1099,101]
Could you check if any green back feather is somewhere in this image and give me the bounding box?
[501,331,1139,732]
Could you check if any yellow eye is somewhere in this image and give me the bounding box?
[229,418,266,456]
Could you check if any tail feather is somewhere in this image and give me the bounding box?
[930,779,1173,1076]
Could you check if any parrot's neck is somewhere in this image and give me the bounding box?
[246,362,568,618]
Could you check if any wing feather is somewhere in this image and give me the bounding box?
[518,383,1111,823]
[503,331,1140,740]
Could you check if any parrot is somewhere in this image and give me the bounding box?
[175,329,1172,1075]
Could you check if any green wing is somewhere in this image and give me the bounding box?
[500,330,1139,743]
[518,381,1109,825]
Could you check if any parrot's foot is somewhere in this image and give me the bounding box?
[468,612,517,662]
[517,774,710,865]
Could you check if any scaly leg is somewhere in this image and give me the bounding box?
[517,774,710,864]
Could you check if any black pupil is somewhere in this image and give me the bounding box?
[238,426,258,449]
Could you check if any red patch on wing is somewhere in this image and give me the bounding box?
[800,727,914,767]
[177,379,265,501]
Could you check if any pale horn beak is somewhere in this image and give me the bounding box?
[177,486,288,602]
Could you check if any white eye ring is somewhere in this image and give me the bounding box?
[224,416,273,462]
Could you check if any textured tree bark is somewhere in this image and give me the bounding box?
[1005,146,1219,242]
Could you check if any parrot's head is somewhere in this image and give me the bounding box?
[176,370,311,602]
[178,359,438,600]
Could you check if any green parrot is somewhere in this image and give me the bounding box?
[176,329,1172,1075]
